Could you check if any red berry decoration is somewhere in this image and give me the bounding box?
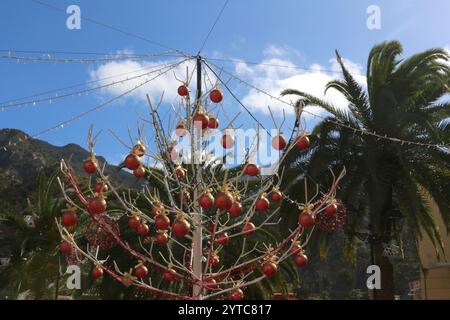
[193,109,209,130]
[177,84,189,97]
[243,163,260,177]
[128,216,140,230]
[95,180,108,193]
[92,266,104,279]
[210,88,223,103]
[255,195,270,212]
[172,217,191,238]
[155,214,170,231]
[156,231,169,245]
[137,223,150,236]
[272,134,286,150]
[299,211,316,228]
[59,241,72,254]
[221,134,234,149]
[325,203,338,216]
[262,261,278,277]
[132,143,146,157]
[124,153,141,170]
[88,196,107,215]
[134,265,148,279]
[271,190,282,202]
[229,288,244,300]
[204,278,217,290]
[215,232,229,246]
[290,242,302,255]
[209,254,220,267]
[243,222,256,235]
[175,166,186,180]
[296,135,310,150]
[295,252,308,267]
[228,201,243,217]
[134,166,146,178]
[164,269,177,282]
[177,191,191,205]
[215,190,233,211]
[61,209,77,227]
[208,116,219,129]
[315,198,347,232]
[83,158,98,174]
[198,191,215,209]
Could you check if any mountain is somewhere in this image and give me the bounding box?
[0,128,138,209]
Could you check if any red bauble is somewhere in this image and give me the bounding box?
[272,135,286,150]
[296,136,310,150]
[61,210,77,227]
[132,143,146,157]
[243,222,256,235]
[208,117,219,129]
[205,278,217,290]
[88,196,107,215]
[215,232,229,246]
[263,261,278,277]
[95,181,108,193]
[177,192,191,204]
[299,212,316,228]
[134,166,146,178]
[295,253,308,267]
[59,241,72,254]
[175,166,186,180]
[128,216,140,230]
[325,203,338,216]
[83,158,98,174]
[155,214,170,231]
[221,134,234,149]
[255,196,270,212]
[151,206,162,217]
[210,89,223,103]
[122,277,133,287]
[92,266,104,279]
[271,190,282,202]
[137,223,150,236]
[193,111,209,130]
[163,269,177,282]
[243,163,260,177]
[229,288,244,300]
[134,265,148,279]
[198,192,215,209]
[228,201,243,217]
[209,254,220,267]
[290,242,302,255]
[156,232,169,245]
[177,84,189,97]
[172,218,191,238]
[215,191,233,210]
[124,154,141,170]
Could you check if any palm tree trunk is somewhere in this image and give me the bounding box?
[372,242,395,300]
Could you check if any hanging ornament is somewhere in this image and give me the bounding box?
[88,195,107,215]
[229,288,244,300]
[163,268,177,282]
[208,116,219,129]
[172,215,191,238]
[296,135,310,150]
[124,154,141,170]
[128,215,141,230]
[92,266,104,279]
[155,213,171,231]
[295,252,308,267]
[134,264,148,279]
[215,189,233,211]
[255,195,270,212]
[177,191,191,204]
[83,157,98,174]
[221,133,234,149]
[95,179,109,193]
[315,198,347,232]
[59,241,72,254]
[204,278,218,290]
[155,231,169,245]
[210,88,223,103]
[243,222,256,235]
[325,199,338,216]
[271,134,286,150]
[177,84,189,97]
[122,273,134,287]
[137,223,150,236]
[243,162,260,177]
[289,242,302,255]
[85,214,120,250]
[228,201,243,217]
[132,142,146,157]
[133,166,146,178]
[298,211,316,228]
[151,203,163,217]
[198,190,215,209]
[193,108,209,130]
[209,253,220,267]
[270,189,282,202]
[262,260,278,277]
[61,208,77,227]
[175,166,186,180]
[215,232,229,246]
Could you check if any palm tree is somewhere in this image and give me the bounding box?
[280,41,450,299]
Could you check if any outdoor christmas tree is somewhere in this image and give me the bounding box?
[56,57,347,300]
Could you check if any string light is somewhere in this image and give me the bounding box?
[205,59,449,149]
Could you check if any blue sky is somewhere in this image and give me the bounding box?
[1,0,449,165]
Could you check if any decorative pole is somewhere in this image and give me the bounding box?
[192,55,203,298]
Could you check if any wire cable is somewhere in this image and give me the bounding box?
[198,0,229,54]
